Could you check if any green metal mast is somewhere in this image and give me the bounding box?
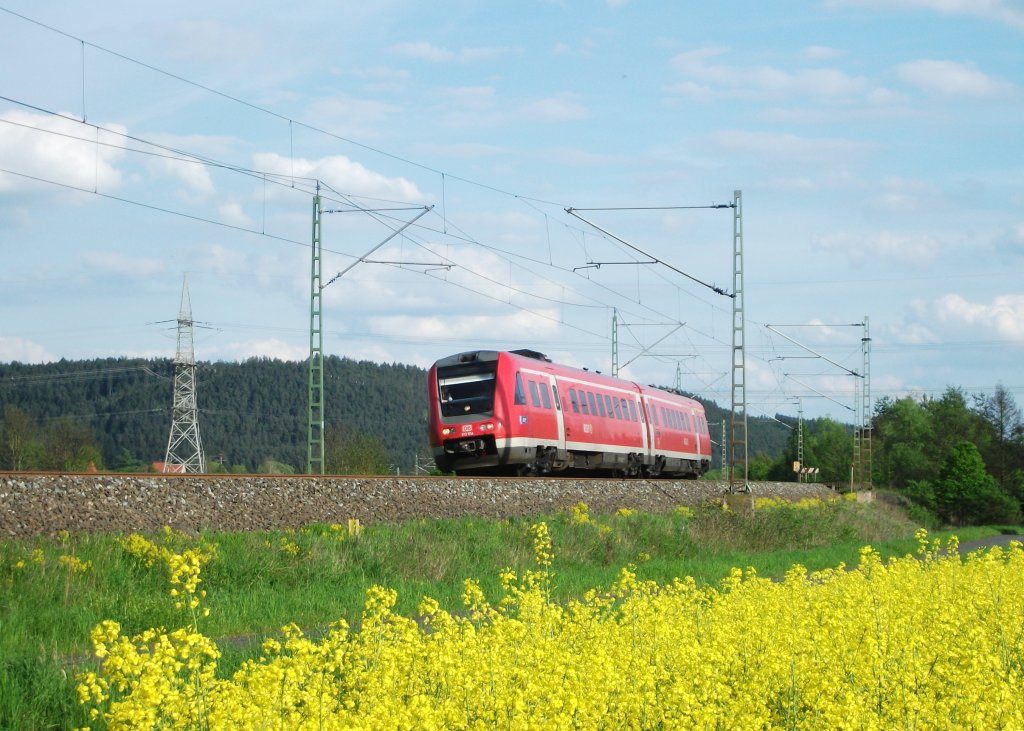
[611,308,619,377]
[307,190,324,474]
[729,189,749,492]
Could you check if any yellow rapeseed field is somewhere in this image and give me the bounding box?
[77,525,1024,730]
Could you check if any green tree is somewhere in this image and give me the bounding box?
[973,384,1023,485]
[326,431,392,475]
[873,396,935,488]
[932,442,1020,526]
[1,404,42,470]
[747,452,776,480]
[42,417,103,471]
[804,417,854,485]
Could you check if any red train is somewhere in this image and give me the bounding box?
[427,349,712,477]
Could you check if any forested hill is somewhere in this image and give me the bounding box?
[0,357,428,473]
[0,357,789,473]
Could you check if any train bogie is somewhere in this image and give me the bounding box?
[428,349,712,478]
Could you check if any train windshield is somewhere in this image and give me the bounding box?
[437,362,497,417]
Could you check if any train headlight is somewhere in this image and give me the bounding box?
[442,427,453,436]
[482,422,494,431]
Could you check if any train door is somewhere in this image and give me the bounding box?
[546,374,566,453]
[645,396,665,454]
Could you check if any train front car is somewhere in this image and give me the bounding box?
[427,350,501,474]
[428,349,566,475]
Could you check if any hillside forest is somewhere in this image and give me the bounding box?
[1,358,1022,525]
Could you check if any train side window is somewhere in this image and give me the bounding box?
[612,398,623,419]
[528,380,541,407]
[580,390,590,415]
[595,393,606,418]
[514,372,527,405]
[603,394,614,418]
[659,406,667,426]
[569,389,580,413]
[683,413,691,430]
[551,384,561,410]
[649,403,658,425]
[672,410,680,429]
[587,391,599,416]
[540,384,552,409]
[628,400,638,421]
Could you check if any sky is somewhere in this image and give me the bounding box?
[1,0,1022,424]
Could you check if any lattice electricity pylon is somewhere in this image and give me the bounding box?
[164,274,206,473]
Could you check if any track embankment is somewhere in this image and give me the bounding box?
[0,473,835,538]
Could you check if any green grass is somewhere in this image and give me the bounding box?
[0,499,1015,729]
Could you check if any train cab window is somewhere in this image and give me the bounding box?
[587,391,599,416]
[540,384,552,409]
[514,372,527,406]
[438,361,497,417]
[612,398,623,419]
[569,389,580,413]
[628,400,638,421]
[528,380,541,408]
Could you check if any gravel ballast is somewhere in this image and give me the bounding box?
[0,474,835,538]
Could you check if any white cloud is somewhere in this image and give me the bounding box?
[147,154,216,196]
[82,251,166,277]
[932,293,1024,340]
[389,42,519,63]
[370,310,561,342]
[154,20,263,62]
[994,223,1024,254]
[0,336,55,363]
[667,47,889,104]
[896,60,1016,96]
[709,130,876,161]
[304,94,403,136]
[545,147,624,166]
[826,0,1024,30]
[217,201,253,227]
[519,94,590,122]
[441,86,497,106]
[869,177,940,212]
[0,110,125,193]
[214,337,309,361]
[422,142,507,159]
[812,230,941,265]
[803,45,845,60]
[252,152,428,202]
